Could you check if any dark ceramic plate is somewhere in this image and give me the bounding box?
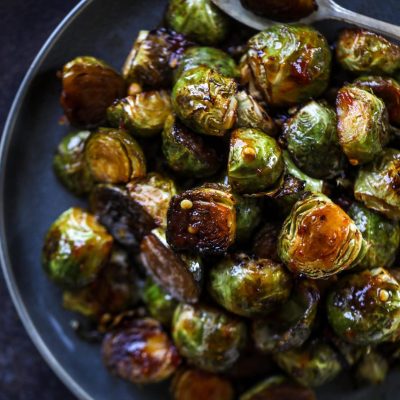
[1,0,400,399]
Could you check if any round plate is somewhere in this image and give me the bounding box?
[1,0,400,399]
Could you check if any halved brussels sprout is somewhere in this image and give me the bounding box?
[166,0,230,45]
[348,202,400,270]
[166,184,236,255]
[140,228,203,303]
[278,193,366,279]
[228,128,284,194]
[356,350,388,385]
[354,148,400,220]
[253,280,320,353]
[336,85,390,166]
[85,128,146,184]
[234,195,262,243]
[42,207,113,288]
[336,29,400,75]
[53,130,94,195]
[241,25,331,107]
[172,303,247,372]
[122,28,191,87]
[60,56,126,128]
[172,66,238,137]
[283,101,344,179]
[327,268,400,345]
[209,254,292,317]
[253,221,281,262]
[102,318,180,384]
[171,368,234,400]
[162,114,220,178]
[107,91,172,138]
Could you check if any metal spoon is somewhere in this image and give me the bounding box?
[211,0,400,41]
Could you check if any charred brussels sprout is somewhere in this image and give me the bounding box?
[166,184,236,255]
[336,86,390,166]
[283,101,344,179]
[228,128,283,194]
[278,193,366,279]
[253,221,281,262]
[102,318,180,384]
[241,25,331,107]
[53,130,94,195]
[327,268,400,345]
[336,29,400,75]
[348,203,400,270]
[166,0,230,45]
[60,56,125,128]
[234,195,262,243]
[356,350,388,385]
[85,128,146,184]
[42,208,113,288]
[107,91,172,138]
[172,66,238,137]
[172,303,247,372]
[209,254,292,317]
[354,148,400,220]
[162,115,220,178]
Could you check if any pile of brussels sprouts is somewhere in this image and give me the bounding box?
[43,0,400,398]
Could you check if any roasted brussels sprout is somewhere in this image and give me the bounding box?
[241,25,331,107]
[60,56,125,128]
[140,228,203,303]
[228,128,283,194]
[172,66,238,137]
[278,193,366,279]
[336,29,400,75]
[283,101,344,179]
[354,148,400,220]
[171,368,234,400]
[172,303,247,372]
[107,91,172,138]
[348,203,400,270]
[253,280,320,353]
[122,28,191,87]
[162,114,220,178]
[102,318,180,384]
[85,128,146,184]
[42,207,113,288]
[166,184,236,255]
[166,0,230,45]
[356,350,389,385]
[327,268,400,345]
[253,221,281,262]
[336,85,390,166]
[234,195,262,243]
[53,130,94,195]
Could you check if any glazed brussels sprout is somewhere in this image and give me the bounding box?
[122,28,191,87]
[172,66,238,137]
[253,280,320,353]
[327,268,400,345]
[283,101,344,179]
[172,303,247,372]
[107,91,172,138]
[274,341,342,387]
[348,203,400,270]
[336,29,400,75]
[53,130,94,195]
[241,25,331,107]
[166,184,236,255]
[234,195,262,243]
[253,221,281,262]
[278,193,366,279]
[356,350,389,385]
[60,56,126,128]
[166,0,230,45]
[209,254,292,317]
[354,148,400,220]
[102,318,180,384]
[140,228,203,303]
[162,115,220,178]
[85,128,146,184]
[228,128,283,194]
[171,368,234,400]
[42,207,113,288]
[336,85,390,166]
